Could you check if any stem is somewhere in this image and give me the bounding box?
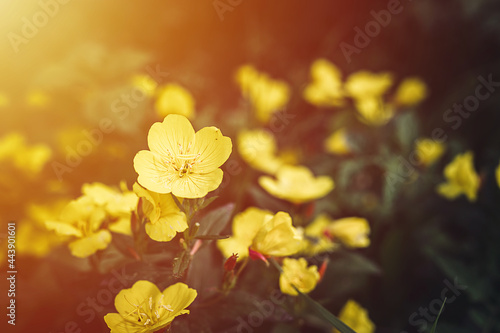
[269,257,283,273]
[172,194,187,214]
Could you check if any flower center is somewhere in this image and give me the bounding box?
[162,143,202,179]
[124,295,174,327]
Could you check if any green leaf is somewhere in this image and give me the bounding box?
[336,159,366,190]
[248,186,289,212]
[172,194,187,214]
[429,297,446,333]
[196,196,219,211]
[395,111,418,152]
[197,203,235,238]
[294,287,356,333]
[173,250,191,278]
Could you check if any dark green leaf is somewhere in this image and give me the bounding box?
[294,287,356,333]
[197,203,235,238]
[395,111,418,152]
[430,297,446,333]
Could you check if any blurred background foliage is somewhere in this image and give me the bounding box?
[1,0,500,332]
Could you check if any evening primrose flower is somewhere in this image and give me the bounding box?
[301,215,370,255]
[301,214,338,256]
[496,161,500,188]
[0,92,8,107]
[344,71,393,99]
[82,182,138,235]
[133,183,187,242]
[259,165,334,204]
[414,138,445,167]
[334,300,375,333]
[303,59,344,107]
[236,65,290,123]
[26,90,50,107]
[279,258,320,296]
[45,196,111,258]
[0,132,52,175]
[345,71,395,126]
[328,217,370,248]
[17,200,69,257]
[131,74,158,97]
[437,151,480,202]
[354,97,395,126]
[237,129,285,174]
[217,207,303,261]
[134,114,232,198]
[104,280,197,333]
[394,77,428,106]
[155,84,195,119]
[325,128,352,155]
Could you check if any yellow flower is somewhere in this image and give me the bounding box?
[82,182,138,235]
[328,217,370,248]
[415,138,445,167]
[354,97,395,126]
[279,258,320,296]
[437,151,480,202]
[104,280,197,333]
[131,74,158,97]
[237,129,285,174]
[301,214,338,256]
[0,133,23,159]
[394,77,428,106]
[0,92,9,107]
[344,71,393,99]
[325,128,352,155]
[26,90,50,107]
[0,132,52,175]
[134,114,232,198]
[133,183,188,242]
[496,161,500,189]
[333,300,375,333]
[45,196,111,258]
[217,207,303,260]
[301,215,370,254]
[303,59,344,107]
[17,201,69,257]
[236,65,290,123]
[259,165,334,204]
[155,84,195,119]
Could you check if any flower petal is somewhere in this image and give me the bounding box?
[114,280,162,317]
[104,313,140,333]
[192,126,232,173]
[68,230,111,258]
[148,114,195,157]
[134,150,172,194]
[161,282,197,321]
[217,237,252,260]
[45,221,82,237]
[145,211,187,242]
[170,169,223,198]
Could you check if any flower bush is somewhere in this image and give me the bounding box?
[1,2,499,333]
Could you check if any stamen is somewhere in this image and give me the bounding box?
[162,304,174,312]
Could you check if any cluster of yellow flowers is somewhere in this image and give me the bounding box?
[45,182,137,258]
[303,59,427,125]
[23,56,497,332]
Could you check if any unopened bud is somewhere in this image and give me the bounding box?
[224,253,239,272]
